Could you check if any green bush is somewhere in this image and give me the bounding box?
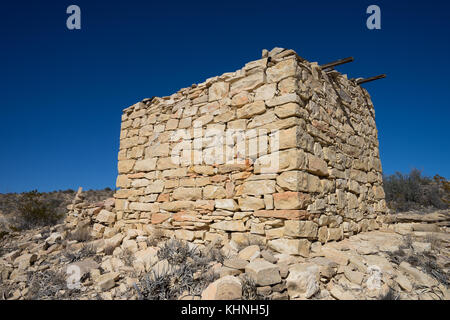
[383,169,448,212]
[14,190,64,230]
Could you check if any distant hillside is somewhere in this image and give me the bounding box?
[0,188,114,231]
[383,169,449,212]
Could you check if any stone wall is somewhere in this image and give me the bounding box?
[112,47,388,256]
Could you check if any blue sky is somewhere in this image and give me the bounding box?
[0,0,449,193]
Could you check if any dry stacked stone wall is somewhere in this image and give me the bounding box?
[113,47,388,256]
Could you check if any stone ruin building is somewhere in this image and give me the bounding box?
[112,47,388,257]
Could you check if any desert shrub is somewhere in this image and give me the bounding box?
[241,274,259,300]
[383,169,448,212]
[134,239,221,300]
[157,239,199,265]
[387,235,449,286]
[0,282,19,300]
[27,269,76,299]
[13,190,64,230]
[379,287,399,300]
[64,244,97,263]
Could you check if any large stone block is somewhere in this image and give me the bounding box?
[284,220,318,239]
[245,259,281,286]
[172,187,202,200]
[266,58,298,83]
[201,276,242,300]
[276,171,321,192]
[236,101,266,119]
[240,180,276,196]
[238,197,265,211]
[230,71,265,95]
[211,220,246,232]
[209,82,229,101]
[273,192,311,210]
[268,238,311,257]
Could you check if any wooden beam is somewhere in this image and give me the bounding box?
[320,57,354,70]
[356,74,386,85]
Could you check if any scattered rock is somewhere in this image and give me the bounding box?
[201,276,242,300]
[245,259,281,286]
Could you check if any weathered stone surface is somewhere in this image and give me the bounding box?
[254,209,309,220]
[273,192,311,210]
[238,197,265,211]
[276,171,320,192]
[96,272,120,291]
[245,259,281,286]
[230,71,265,95]
[223,258,249,270]
[15,253,37,270]
[211,221,246,232]
[238,245,261,261]
[266,58,298,83]
[284,221,318,239]
[134,158,157,172]
[344,268,365,285]
[203,185,227,199]
[237,101,266,119]
[215,199,239,211]
[201,276,242,300]
[145,180,165,193]
[398,261,438,287]
[307,154,328,176]
[240,180,276,196]
[97,210,115,224]
[209,82,229,101]
[286,263,320,299]
[268,238,311,257]
[395,274,413,292]
[172,187,202,200]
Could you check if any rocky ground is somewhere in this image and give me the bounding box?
[0,191,448,300]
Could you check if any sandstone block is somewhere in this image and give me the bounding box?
[118,160,135,173]
[240,180,275,196]
[97,210,116,224]
[238,197,265,211]
[245,259,281,286]
[134,158,157,172]
[236,101,266,119]
[201,276,242,300]
[209,82,229,101]
[203,185,227,199]
[238,245,261,261]
[273,192,311,210]
[266,58,298,83]
[254,209,309,220]
[172,187,202,200]
[268,238,310,257]
[230,71,265,95]
[286,263,320,299]
[211,221,246,232]
[307,154,328,177]
[96,272,120,291]
[284,220,318,239]
[145,180,165,194]
[215,199,239,211]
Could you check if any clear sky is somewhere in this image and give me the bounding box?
[0,0,449,193]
